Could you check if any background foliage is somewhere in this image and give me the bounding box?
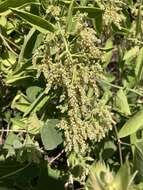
[1,0,143,189]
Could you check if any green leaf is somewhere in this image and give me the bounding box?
[18,28,39,63]
[102,141,117,159]
[135,47,143,82]
[27,113,43,134]
[6,75,34,85]
[11,93,30,113]
[123,46,139,61]
[66,0,74,33]
[11,118,26,131]
[0,0,38,15]
[80,0,87,6]
[41,119,63,150]
[73,6,103,18]
[11,8,56,33]
[36,162,64,190]
[118,110,143,138]
[26,86,42,102]
[113,161,131,190]
[86,162,110,190]
[94,12,103,34]
[114,89,131,116]
[103,38,113,68]
[3,133,17,149]
[23,91,50,116]
[136,6,142,36]
[134,142,143,181]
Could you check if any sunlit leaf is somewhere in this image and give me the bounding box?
[118,110,143,138]
[41,119,63,150]
[11,8,56,33]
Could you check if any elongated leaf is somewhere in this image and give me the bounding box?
[135,47,143,82]
[24,92,50,116]
[41,119,63,150]
[11,93,30,113]
[6,75,33,84]
[118,110,143,138]
[114,89,131,116]
[123,46,139,61]
[134,142,143,181]
[0,0,38,14]
[66,0,74,33]
[113,161,131,190]
[103,38,113,68]
[11,8,56,33]
[136,6,142,36]
[73,6,103,18]
[18,28,39,63]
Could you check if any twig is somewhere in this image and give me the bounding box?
[120,141,135,147]
[49,149,65,165]
[0,129,27,133]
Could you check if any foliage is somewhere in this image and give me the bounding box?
[1,0,143,189]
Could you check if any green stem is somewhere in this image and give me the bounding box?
[0,163,30,180]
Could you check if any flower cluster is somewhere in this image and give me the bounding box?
[32,6,114,155]
[34,13,115,155]
[102,1,125,29]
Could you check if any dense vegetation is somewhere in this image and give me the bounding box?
[1,0,143,189]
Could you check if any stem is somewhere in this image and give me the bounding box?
[114,125,123,166]
[49,149,64,165]
[96,78,143,97]
[0,129,27,133]
[0,163,30,180]
[0,32,18,55]
[127,170,138,189]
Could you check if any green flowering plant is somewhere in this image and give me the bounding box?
[1,0,143,189]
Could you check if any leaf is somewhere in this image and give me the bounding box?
[80,0,87,6]
[18,28,39,63]
[36,162,64,190]
[114,89,131,116]
[26,86,42,102]
[11,8,56,33]
[41,119,63,150]
[102,141,117,159]
[23,91,50,117]
[102,38,113,68]
[123,46,139,61]
[113,161,131,190]
[13,139,23,149]
[11,118,26,131]
[6,75,34,85]
[136,6,142,36]
[135,47,143,82]
[134,142,143,181]
[118,110,143,138]
[27,113,43,134]
[66,0,74,33]
[0,0,38,15]
[73,6,103,18]
[3,133,17,149]
[86,162,110,190]
[11,93,30,113]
